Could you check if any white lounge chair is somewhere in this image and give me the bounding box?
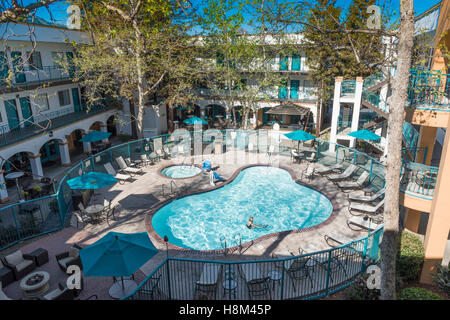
[348,188,385,203]
[347,216,382,231]
[327,164,358,181]
[336,171,370,190]
[163,146,173,158]
[324,231,356,247]
[104,162,132,184]
[349,198,385,215]
[115,156,143,176]
[315,163,343,175]
[301,165,315,181]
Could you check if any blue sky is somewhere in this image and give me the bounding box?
[27,0,443,30]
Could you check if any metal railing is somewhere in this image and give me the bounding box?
[408,69,450,107]
[400,161,439,198]
[0,65,75,89]
[122,227,383,300]
[340,80,356,96]
[0,103,115,148]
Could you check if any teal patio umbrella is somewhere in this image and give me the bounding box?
[79,232,159,298]
[67,172,118,190]
[284,130,316,149]
[80,130,112,143]
[183,116,207,125]
[348,129,380,141]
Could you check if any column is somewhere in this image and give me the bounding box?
[349,77,363,148]
[59,141,72,167]
[420,119,450,284]
[416,126,437,165]
[404,208,422,233]
[200,107,206,120]
[0,170,9,203]
[328,77,343,152]
[81,132,92,155]
[100,124,110,143]
[29,154,44,182]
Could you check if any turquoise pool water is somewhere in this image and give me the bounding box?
[152,166,333,250]
[161,165,202,178]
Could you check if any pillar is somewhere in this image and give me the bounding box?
[29,154,44,182]
[349,77,364,148]
[100,124,110,143]
[416,126,437,165]
[200,107,206,120]
[420,118,450,284]
[404,208,422,233]
[59,141,72,167]
[328,77,343,152]
[0,170,9,203]
[81,132,92,155]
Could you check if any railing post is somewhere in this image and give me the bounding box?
[280,260,285,300]
[369,159,373,182]
[166,259,172,300]
[11,205,21,242]
[325,250,332,295]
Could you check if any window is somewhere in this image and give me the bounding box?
[291,54,301,71]
[279,55,289,71]
[35,93,49,111]
[51,52,64,67]
[58,90,71,107]
[27,51,43,70]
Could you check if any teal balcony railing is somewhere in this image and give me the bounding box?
[408,69,450,107]
[0,103,114,148]
[340,80,356,96]
[402,122,419,153]
[362,90,389,113]
[400,161,439,198]
[0,65,75,89]
[363,72,386,89]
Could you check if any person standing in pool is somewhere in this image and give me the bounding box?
[246,217,267,229]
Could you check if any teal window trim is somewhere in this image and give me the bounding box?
[279,55,289,71]
[292,54,301,71]
[278,81,288,99]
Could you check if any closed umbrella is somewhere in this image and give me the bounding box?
[80,130,112,143]
[79,232,159,299]
[67,172,118,190]
[183,117,207,125]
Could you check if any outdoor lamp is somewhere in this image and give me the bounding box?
[164,235,169,259]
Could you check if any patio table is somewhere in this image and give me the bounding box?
[109,279,138,299]
[85,204,104,222]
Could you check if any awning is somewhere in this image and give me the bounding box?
[265,103,310,116]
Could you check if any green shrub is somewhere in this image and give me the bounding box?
[396,232,425,281]
[397,287,442,300]
[432,262,450,298]
[344,274,380,300]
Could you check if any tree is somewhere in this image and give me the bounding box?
[0,0,62,23]
[69,0,198,138]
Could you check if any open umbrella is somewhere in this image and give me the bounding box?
[284,130,316,149]
[79,232,159,299]
[67,172,118,190]
[183,117,207,125]
[348,129,380,141]
[80,130,112,143]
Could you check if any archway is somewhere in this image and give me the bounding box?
[107,115,118,137]
[66,129,85,157]
[205,104,227,122]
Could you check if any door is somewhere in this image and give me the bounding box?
[292,54,301,71]
[278,81,288,99]
[0,51,9,84]
[72,88,81,112]
[66,52,74,77]
[11,51,25,83]
[290,80,299,99]
[19,97,33,127]
[5,99,20,130]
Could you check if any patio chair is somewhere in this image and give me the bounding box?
[336,171,370,190]
[347,216,382,232]
[327,164,358,181]
[324,231,356,248]
[73,211,92,228]
[115,156,143,176]
[39,282,74,300]
[194,263,221,300]
[0,282,12,300]
[0,259,15,287]
[291,149,301,163]
[163,146,173,158]
[283,256,313,292]
[349,198,385,216]
[104,162,132,184]
[124,157,140,168]
[301,165,315,181]
[2,249,37,280]
[106,206,116,226]
[240,264,271,300]
[348,188,385,203]
[314,163,343,175]
[138,154,152,167]
[267,145,275,157]
[56,244,83,272]
[135,274,162,300]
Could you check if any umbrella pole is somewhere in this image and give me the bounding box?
[122,276,125,292]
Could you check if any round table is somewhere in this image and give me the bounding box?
[109,279,138,299]
[85,204,104,215]
[267,270,282,288]
[5,171,25,200]
[20,271,50,298]
[222,279,237,298]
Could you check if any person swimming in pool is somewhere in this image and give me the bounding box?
[246,217,268,229]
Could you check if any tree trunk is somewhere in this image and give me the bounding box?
[134,27,146,139]
[242,107,250,130]
[168,102,175,133]
[380,0,414,300]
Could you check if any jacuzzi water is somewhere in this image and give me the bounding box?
[161,165,202,178]
[152,166,333,250]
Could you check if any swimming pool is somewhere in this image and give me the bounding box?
[161,165,202,179]
[152,166,333,251]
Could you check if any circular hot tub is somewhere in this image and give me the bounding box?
[161,165,202,179]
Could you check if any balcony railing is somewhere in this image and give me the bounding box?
[0,65,74,90]
[340,80,356,96]
[193,88,317,101]
[0,103,115,148]
[407,69,450,107]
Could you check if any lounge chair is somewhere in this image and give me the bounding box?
[194,263,221,300]
[324,231,356,247]
[104,163,132,184]
[327,164,358,181]
[314,163,343,175]
[324,232,364,263]
[336,171,370,190]
[240,264,271,300]
[124,157,140,168]
[213,171,226,182]
[291,149,301,163]
[163,146,173,158]
[347,216,382,231]
[115,156,143,176]
[349,198,385,216]
[348,188,385,203]
[138,154,152,167]
[301,165,315,181]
